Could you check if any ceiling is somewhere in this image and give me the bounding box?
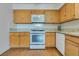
[13,3,64,10]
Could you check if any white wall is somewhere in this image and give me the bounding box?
[0,4,13,55]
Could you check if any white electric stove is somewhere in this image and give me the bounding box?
[30,30,45,49]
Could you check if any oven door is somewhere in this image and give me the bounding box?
[30,33,45,44]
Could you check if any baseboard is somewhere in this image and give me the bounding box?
[0,48,10,56]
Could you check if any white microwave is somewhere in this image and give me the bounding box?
[31,15,45,23]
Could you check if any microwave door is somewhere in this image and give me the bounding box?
[32,15,45,23]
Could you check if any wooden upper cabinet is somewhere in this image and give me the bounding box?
[14,10,31,24]
[60,3,79,23]
[45,10,59,24]
[59,4,66,23]
[31,10,45,14]
[45,32,56,47]
[75,4,79,18]
[65,3,75,21]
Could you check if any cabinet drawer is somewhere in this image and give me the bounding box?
[10,32,15,36]
[66,35,79,44]
[46,32,55,35]
[66,40,78,47]
[66,35,79,40]
[19,32,25,36]
[14,32,19,36]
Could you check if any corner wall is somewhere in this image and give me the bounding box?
[0,4,13,55]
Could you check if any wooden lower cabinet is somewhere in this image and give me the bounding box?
[19,32,30,47]
[65,35,79,56]
[10,35,19,47]
[10,32,30,48]
[45,32,56,47]
[65,41,79,56]
[65,40,79,56]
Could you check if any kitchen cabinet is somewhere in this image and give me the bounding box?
[10,32,19,48]
[59,3,79,23]
[65,3,75,21]
[19,32,30,48]
[56,33,65,55]
[45,32,56,47]
[65,40,79,56]
[14,10,31,24]
[45,10,59,24]
[74,4,79,19]
[31,10,45,14]
[65,35,79,56]
[59,4,66,23]
[10,32,30,48]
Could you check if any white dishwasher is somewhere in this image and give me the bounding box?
[56,33,65,55]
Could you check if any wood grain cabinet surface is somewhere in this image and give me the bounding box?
[13,10,60,24]
[45,10,59,24]
[45,32,56,47]
[65,3,75,21]
[31,10,45,14]
[19,32,30,47]
[14,10,31,24]
[10,32,19,48]
[59,4,66,23]
[10,32,30,48]
[65,35,79,56]
[59,3,79,23]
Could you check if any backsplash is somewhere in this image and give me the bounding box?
[10,20,79,32]
[61,19,79,32]
[10,24,59,32]
[16,24,58,29]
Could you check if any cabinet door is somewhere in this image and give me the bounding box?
[19,32,30,48]
[45,32,55,47]
[59,4,66,23]
[45,10,59,23]
[65,40,79,56]
[65,3,75,21]
[25,10,31,23]
[14,10,31,24]
[20,36,27,47]
[25,32,30,48]
[10,33,19,48]
[19,32,25,47]
[75,3,79,18]
[31,10,45,14]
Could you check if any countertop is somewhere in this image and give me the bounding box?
[10,28,79,37]
[58,31,79,37]
[10,28,58,32]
